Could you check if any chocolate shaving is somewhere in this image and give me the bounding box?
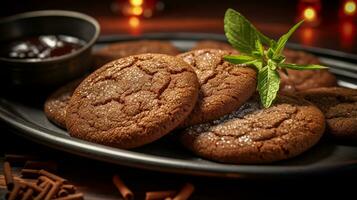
[62,184,76,194]
[58,188,69,197]
[39,169,67,183]
[5,157,82,200]
[34,182,52,200]
[172,183,195,200]
[3,161,14,190]
[38,178,51,188]
[145,190,177,200]
[23,181,43,193]
[8,183,21,200]
[112,175,134,200]
[38,175,55,185]
[44,181,62,200]
[21,188,33,200]
[53,193,84,200]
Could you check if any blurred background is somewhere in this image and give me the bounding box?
[1,0,357,54]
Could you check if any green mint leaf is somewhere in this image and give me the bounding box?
[224,55,255,64]
[223,8,327,108]
[257,66,280,108]
[272,55,285,64]
[272,20,304,58]
[267,59,276,70]
[224,55,262,71]
[252,61,263,71]
[224,8,274,54]
[267,47,274,59]
[255,39,264,56]
[252,50,262,58]
[280,63,328,70]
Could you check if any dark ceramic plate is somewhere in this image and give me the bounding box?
[1,33,357,178]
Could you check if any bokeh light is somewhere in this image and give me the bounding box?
[129,16,140,28]
[131,6,143,16]
[340,20,356,49]
[130,0,143,7]
[344,0,356,16]
[300,27,315,46]
[303,7,316,21]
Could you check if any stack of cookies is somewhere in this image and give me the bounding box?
[44,40,357,164]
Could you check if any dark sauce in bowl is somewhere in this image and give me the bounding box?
[0,35,85,60]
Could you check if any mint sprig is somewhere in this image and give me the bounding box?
[258,65,280,108]
[224,8,275,55]
[224,8,327,108]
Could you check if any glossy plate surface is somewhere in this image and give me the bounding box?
[1,33,357,178]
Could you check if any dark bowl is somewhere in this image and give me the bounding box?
[0,10,100,89]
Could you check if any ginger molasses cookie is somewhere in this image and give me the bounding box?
[191,40,237,51]
[93,40,180,68]
[66,54,199,149]
[44,79,82,129]
[177,49,257,127]
[279,49,337,93]
[180,95,325,164]
[298,87,357,140]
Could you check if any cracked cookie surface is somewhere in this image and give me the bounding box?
[66,54,199,149]
[298,87,357,140]
[93,40,180,68]
[44,79,82,129]
[177,49,257,127]
[279,49,337,93]
[180,95,325,164]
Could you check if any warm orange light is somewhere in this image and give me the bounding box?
[340,20,356,49]
[343,21,354,35]
[130,0,143,7]
[129,16,140,28]
[300,27,314,46]
[303,7,316,21]
[344,1,356,15]
[131,6,143,15]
